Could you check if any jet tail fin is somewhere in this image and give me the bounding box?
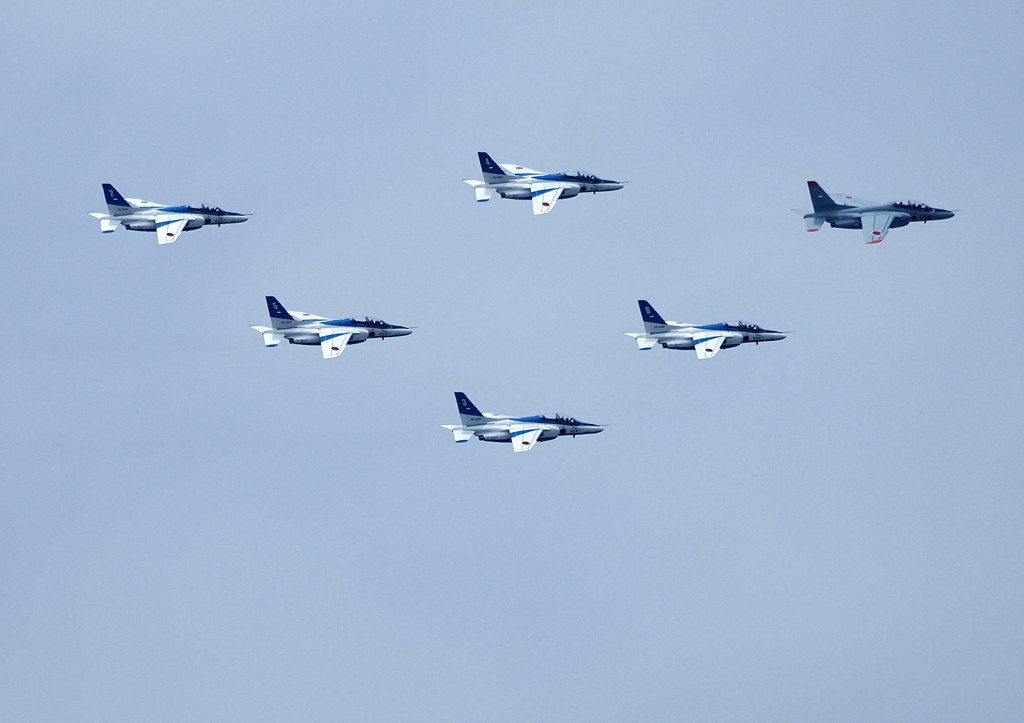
[638,300,672,334]
[478,152,513,184]
[265,296,298,329]
[103,183,136,216]
[807,181,852,213]
[455,391,486,426]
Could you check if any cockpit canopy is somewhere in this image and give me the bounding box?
[724,321,764,333]
[893,200,934,212]
[337,317,402,329]
[541,414,582,425]
[187,204,227,214]
[560,172,614,184]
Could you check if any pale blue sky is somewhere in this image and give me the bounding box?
[1,2,1022,721]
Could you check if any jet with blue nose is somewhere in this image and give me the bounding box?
[626,300,787,359]
[251,296,412,359]
[464,152,624,215]
[441,392,604,453]
[89,183,248,244]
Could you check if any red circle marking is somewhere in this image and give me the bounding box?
[542,202,550,207]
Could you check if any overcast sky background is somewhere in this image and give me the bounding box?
[1,2,1022,721]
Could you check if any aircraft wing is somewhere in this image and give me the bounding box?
[155,214,189,245]
[509,424,543,452]
[530,183,563,215]
[319,329,354,359]
[693,334,726,359]
[860,212,902,244]
[500,163,541,176]
[834,193,876,207]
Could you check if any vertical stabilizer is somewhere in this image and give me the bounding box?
[638,300,670,334]
[102,183,135,216]
[478,152,513,184]
[266,296,299,329]
[807,181,849,213]
[454,392,486,426]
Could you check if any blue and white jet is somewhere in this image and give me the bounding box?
[464,152,623,215]
[89,183,248,244]
[441,392,604,453]
[250,296,412,359]
[626,300,786,359]
[793,181,954,244]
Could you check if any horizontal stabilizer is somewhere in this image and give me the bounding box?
[463,180,495,202]
[625,333,657,350]
[319,330,353,358]
[509,425,542,453]
[89,213,119,233]
[694,334,726,359]
[249,325,285,347]
[804,215,825,232]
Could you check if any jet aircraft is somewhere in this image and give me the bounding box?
[250,296,412,359]
[794,181,954,244]
[626,300,786,359]
[441,392,604,452]
[89,183,248,244]
[464,152,623,215]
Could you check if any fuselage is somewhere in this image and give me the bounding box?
[451,414,603,443]
[645,322,785,350]
[487,172,623,200]
[113,201,248,232]
[277,317,412,346]
[806,201,954,229]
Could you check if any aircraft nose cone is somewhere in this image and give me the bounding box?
[608,183,624,191]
